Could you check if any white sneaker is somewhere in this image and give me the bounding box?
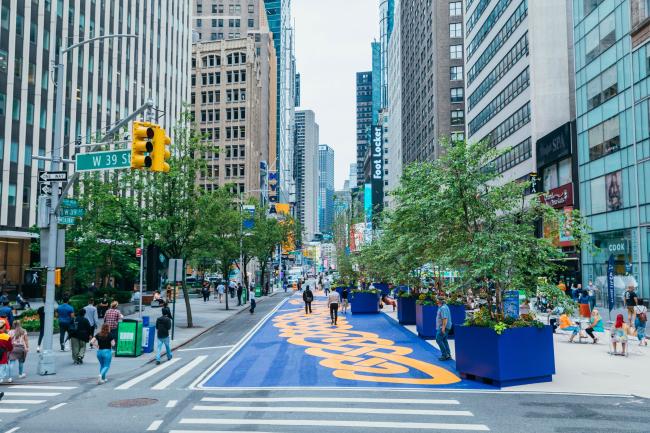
[19,374,26,379]
[7,378,12,383]
[97,375,103,385]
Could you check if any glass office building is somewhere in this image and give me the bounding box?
[574,0,650,303]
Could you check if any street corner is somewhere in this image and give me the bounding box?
[199,295,494,390]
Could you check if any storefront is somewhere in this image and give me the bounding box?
[0,233,37,297]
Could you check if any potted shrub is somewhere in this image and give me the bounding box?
[397,290,418,325]
[350,289,380,314]
[415,293,437,339]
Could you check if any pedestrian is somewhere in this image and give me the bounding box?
[557,280,567,297]
[249,287,256,314]
[8,320,28,380]
[323,278,331,296]
[155,309,173,365]
[0,300,14,328]
[229,281,236,298]
[69,308,92,365]
[90,324,115,384]
[0,319,13,384]
[97,295,109,318]
[624,285,639,326]
[303,286,314,314]
[297,280,302,292]
[634,298,647,346]
[587,280,596,311]
[435,296,453,361]
[237,283,243,306]
[37,305,45,352]
[15,291,30,309]
[341,288,349,314]
[610,313,629,356]
[83,298,99,339]
[216,281,225,303]
[201,282,210,302]
[56,296,75,351]
[578,291,591,318]
[103,301,123,344]
[327,289,341,325]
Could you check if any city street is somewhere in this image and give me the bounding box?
[1,290,647,433]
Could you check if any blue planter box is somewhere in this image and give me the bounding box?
[373,283,391,296]
[335,287,349,298]
[415,304,437,339]
[350,291,380,314]
[448,304,467,334]
[397,297,417,325]
[454,325,555,387]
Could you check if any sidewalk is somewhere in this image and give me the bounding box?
[7,291,282,384]
[383,310,650,398]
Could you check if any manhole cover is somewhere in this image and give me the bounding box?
[109,398,158,408]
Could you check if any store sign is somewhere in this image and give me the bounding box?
[371,125,384,216]
[541,183,573,208]
[536,122,572,167]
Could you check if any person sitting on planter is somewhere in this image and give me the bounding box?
[381,294,397,311]
[435,296,453,362]
[610,314,629,356]
[559,313,586,343]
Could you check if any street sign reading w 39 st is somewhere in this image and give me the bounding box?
[76,149,131,172]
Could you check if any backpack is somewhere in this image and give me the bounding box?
[305,292,313,302]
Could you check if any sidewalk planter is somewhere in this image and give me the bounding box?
[415,304,438,339]
[374,283,390,296]
[335,287,349,298]
[350,291,380,314]
[454,325,555,387]
[397,297,417,325]
[448,304,467,334]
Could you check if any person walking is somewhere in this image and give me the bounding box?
[303,286,314,314]
[323,278,331,296]
[83,298,99,340]
[56,296,75,351]
[0,319,13,384]
[237,283,243,306]
[155,309,173,365]
[201,282,210,302]
[435,296,453,361]
[8,320,28,380]
[90,324,115,384]
[217,281,225,303]
[624,285,639,326]
[69,308,92,365]
[97,295,109,319]
[249,287,256,314]
[0,300,14,328]
[587,280,597,311]
[341,288,349,314]
[37,305,45,352]
[15,292,30,309]
[102,301,123,344]
[634,298,647,346]
[327,289,341,325]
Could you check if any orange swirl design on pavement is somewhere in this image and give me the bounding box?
[273,301,461,385]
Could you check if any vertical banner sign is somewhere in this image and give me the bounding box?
[364,183,373,223]
[503,291,520,319]
[371,125,384,217]
[607,254,616,311]
[243,205,256,230]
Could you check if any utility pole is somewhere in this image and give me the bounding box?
[138,235,144,320]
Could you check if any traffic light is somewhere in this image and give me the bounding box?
[54,268,62,286]
[151,126,171,173]
[131,121,154,170]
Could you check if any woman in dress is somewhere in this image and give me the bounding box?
[8,320,28,380]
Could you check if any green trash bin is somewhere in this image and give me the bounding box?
[116,319,143,357]
[255,286,262,297]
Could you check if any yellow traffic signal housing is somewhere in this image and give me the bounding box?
[151,126,171,173]
[131,121,154,169]
[55,268,62,286]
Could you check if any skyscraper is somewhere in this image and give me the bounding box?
[318,144,335,234]
[573,0,650,302]
[387,0,403,207]
[0,0,191,292]
[294,110,319,241]
[356,71,373,186]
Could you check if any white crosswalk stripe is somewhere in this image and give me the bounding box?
[152,356,208,390]
[0,386,75,416]
[115,358,182,390]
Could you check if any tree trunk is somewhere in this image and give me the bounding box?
[243,257,250,290]
[182,280,193,328]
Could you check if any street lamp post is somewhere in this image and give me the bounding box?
[38,34,137,375]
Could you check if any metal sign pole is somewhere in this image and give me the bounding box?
[171,260,177,340]
[138,235,144,320]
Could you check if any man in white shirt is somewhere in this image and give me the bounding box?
[327,290,341,325]
[83,298,99,340]
[249,287,256,314]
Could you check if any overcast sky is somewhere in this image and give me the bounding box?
[293,0,379,190]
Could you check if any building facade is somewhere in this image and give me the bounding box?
[400,0,465,165]
[356,71,373,186]
[573,0,650,303]
[386,0,403,207]
[294,110,319,241]
[318,144,334,235]
[0,0,190,292]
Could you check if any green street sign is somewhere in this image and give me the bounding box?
[61,198,79,208]
[60,208,85,217]
[58,216,76,225]
[76,149,131,172]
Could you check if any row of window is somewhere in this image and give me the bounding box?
[200,127,221,141]
[481,102,530,147]
[586,65,617,111]
[584,13,616,64]
[468,0,527,85]
[451,66,464,81]
[196,3,254,14]
[200,109,220,123]
[468,33,528,110]
[588,115,619,161]
[225,164,246,178]
[451,109,465,126]
[450,23,463,39]
[467,0,492,34]
[450,2,462,17]
[583,0,606,18]
[450,44,463,60]
[225,126,246,140]
[225,107,246,121]
[451,87,464,103]
[543,157,572,192]
[225,144,246,159]
[468,0,514,60]
[468,67,529,135]
[487,137,531,174]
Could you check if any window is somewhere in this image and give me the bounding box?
[1,5,9,30]
[26,103,34,125]
[450,2,462,16]
[10,140,19,162]
[584,0,605,17]
[451,87,464,103]
[481,102,531,148]
[585,13,616,63]
[543,157,572,191]
[450,44,463,59]
[12,99,20,121]
[248,19,254,27]
[605,170,623,211]
[8,184,16,206]
[248,4,254,13]
[450,23,462,38]
[0,92,5,117]
[586,65,617,110]
[487,137,531,174]
[590,176,606,213]
[16,13,24,37]
[196,19,202,27]
[451,110,465,125]
[467,0,513,59]
[451,132,465,143]
[450,66,463,80]
[588,116,620,160]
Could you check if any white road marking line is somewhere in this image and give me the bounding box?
[8,385,75,390]
[4,427,20,433]
[0,400,46,405]
[178,345,234,352]
[1,392,60,397]
[146,420,163,431]
[191,297,290,390]
[170,431,280,433]
[200,397,460,405]
[152,356,208,390]
[179,419,490,431]
[0,409,27,414]
[49,403,67,411]
[166,400,178,408]
[115,358,182,390]
[192,405,472,417]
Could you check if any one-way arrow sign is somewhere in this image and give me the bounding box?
[40,183,61,196]
[39,171,67,182]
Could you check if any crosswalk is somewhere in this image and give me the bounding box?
[114,356,211,391]
[0,385,76,420]
[161,393,491,432]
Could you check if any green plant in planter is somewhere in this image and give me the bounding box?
[398,290,418,298]
[353,288,379,295]
[416,293,436,306]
